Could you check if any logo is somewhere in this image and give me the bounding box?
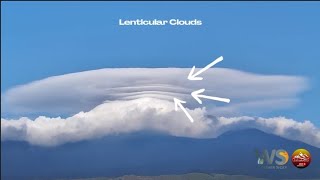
[291,148,311,168]
[256,149,289,169]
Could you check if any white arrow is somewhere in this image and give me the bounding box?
[188,56,224,81]
[191,89,230,104]
[173,98,194,123]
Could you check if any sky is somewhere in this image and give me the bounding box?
[1,1,320,128]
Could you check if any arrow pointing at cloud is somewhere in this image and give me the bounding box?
[191,88,230,104]
[188,56,224,81]
[176,56,229,122]
[173,98,194,123]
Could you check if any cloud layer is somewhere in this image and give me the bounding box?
[2,97,319,147]
[2,68,317,147]
[1,68,308,116]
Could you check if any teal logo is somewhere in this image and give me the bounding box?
[255,149,289,168]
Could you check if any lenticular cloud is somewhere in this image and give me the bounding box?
[1,68,318,147]
[1,68,308,116]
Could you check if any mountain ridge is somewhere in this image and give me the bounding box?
[2,128,319,180]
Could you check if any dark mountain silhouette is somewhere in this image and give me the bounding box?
[1,129,319,180]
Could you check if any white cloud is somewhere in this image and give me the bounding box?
[1,97,319,147]
[1,68,308,116]
[2,68,317,147]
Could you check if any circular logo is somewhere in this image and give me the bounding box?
[291,149,311,168]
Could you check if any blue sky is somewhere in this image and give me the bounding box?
[1,2,320,125]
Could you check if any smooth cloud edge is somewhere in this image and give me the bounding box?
[1,68,309,117]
